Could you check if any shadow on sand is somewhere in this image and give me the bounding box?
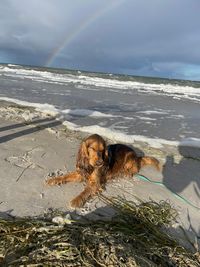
[0,117,62,144]
[162,145,200,206]
[162,145,200,250]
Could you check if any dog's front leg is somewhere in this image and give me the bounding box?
[46,171,83,186]
[70,168,105,208]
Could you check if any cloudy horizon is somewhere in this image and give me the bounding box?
[0,0,200,81]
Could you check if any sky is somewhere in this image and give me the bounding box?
[0,0,200,81]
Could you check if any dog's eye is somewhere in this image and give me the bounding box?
[89,146,95,151]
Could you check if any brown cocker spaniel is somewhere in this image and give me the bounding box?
[46,134,160,208]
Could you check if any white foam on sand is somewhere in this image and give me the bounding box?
[62,109,116,118]
[136,110,169,115]
[64,122,200,149]
[1,96,200,149]
[63,122,178,148]
[135,116,157,121]
[0,97,59,116]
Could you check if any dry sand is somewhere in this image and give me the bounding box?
[0,100,200,251]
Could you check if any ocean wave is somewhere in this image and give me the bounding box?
[0,65,200,103]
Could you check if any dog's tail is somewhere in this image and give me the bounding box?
[138,156,160,171]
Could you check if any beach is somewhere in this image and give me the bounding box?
[0,64,200,252]
[0,100,200,251]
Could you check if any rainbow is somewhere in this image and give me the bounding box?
[45,0,125,67]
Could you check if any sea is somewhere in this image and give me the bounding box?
[0,63,200,149]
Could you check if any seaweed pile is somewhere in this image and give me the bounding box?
[0,197,199,267]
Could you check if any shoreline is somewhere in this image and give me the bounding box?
[0,100,200,251]
[1,96,200,154]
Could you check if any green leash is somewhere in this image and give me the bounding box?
[136,174,200,211]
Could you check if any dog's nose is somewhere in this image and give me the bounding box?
[97,151,102,157]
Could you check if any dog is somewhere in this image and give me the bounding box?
[46,134,160,208]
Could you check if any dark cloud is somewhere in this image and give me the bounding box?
[0,0,200,80]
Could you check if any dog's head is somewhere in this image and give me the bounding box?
[76,134,108,173]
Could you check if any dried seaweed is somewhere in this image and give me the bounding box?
[0,197,199,267]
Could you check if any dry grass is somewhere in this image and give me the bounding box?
[0,196,199,267]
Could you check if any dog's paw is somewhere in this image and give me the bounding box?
[45,178,58,186]
[70,196,84,208]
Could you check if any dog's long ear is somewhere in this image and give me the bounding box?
[104,147,109,163]
[76,140,91,173]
